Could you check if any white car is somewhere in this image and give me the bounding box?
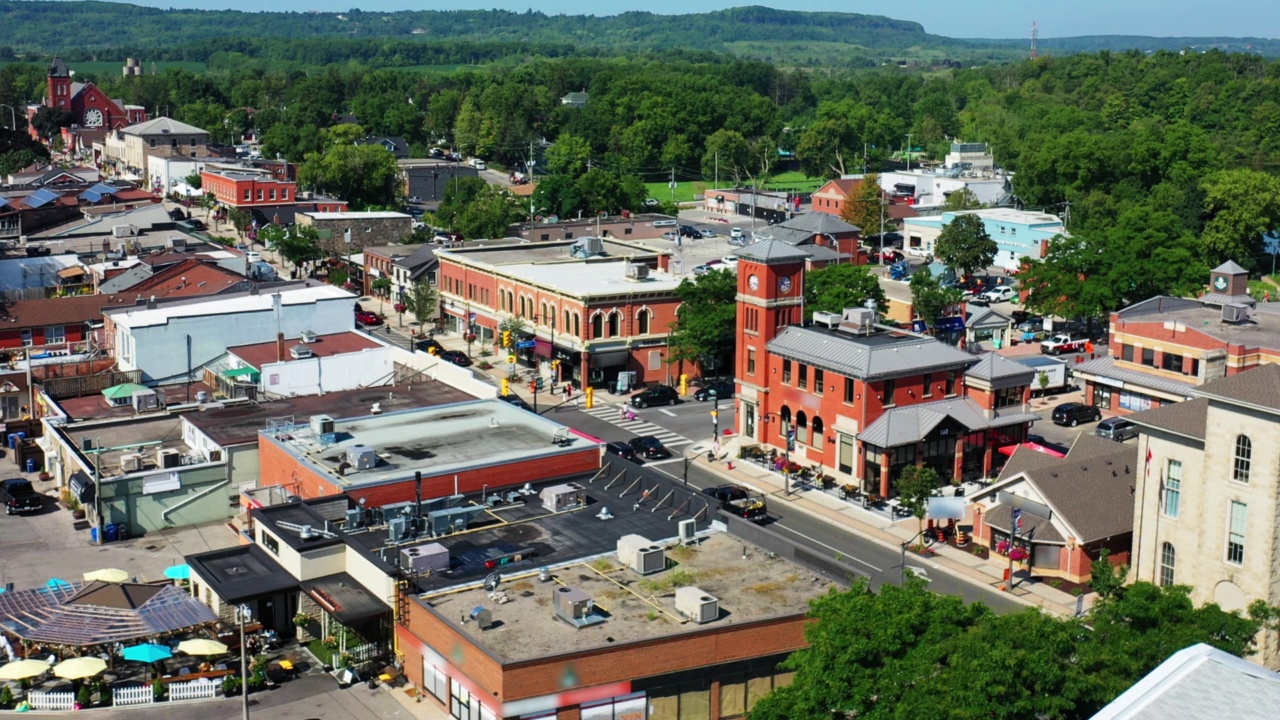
[978,286,1017,303]
[730,227,744,239]
[662,231,679,241]
[906,245,932,258]
[719,256,739,270]
[245,251,262,263]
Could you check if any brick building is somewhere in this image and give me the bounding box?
[0,294,133,353]
[509,213,675,243]
[295,211,414,254]
[26,57,147,148]
[1073,261,1280,415]
[732,239,1040,495]
[437,239,693,389]
[201,168,296,208]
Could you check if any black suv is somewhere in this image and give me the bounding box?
[1052,402,1102,427]
[631,385,679,408]
[1,479,43,515]
[693,381,734,402]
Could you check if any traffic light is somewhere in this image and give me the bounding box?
[502,330,511,348]
[501,378,510,396]
[529,380,537,393]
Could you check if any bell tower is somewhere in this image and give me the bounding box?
[47,56,71,109]
[733,239,808,440]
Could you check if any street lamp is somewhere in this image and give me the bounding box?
[237,604,252,720]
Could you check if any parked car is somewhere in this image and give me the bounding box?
[439,350,472,367]
[629,436,672,460]
[1,479,42,515]
[1052,402,1102,427]
[905,245,932,258]
[881,248,905,264]
[1041,334,1089,355]
[606,441,642,464]
[692,260,723,275]
[187,219,206,231]
[718,256,739,271]
[631,385,679,408]
[497,394,534,412]
[245,251,263,263]
[415,338,444,355]
[679,225,701,238]
[644,198,660,207]
[355,310,382,326]
[699,228,717,238]
[693,380,735,402]
[730,227,744,240]
[703,484,749,503]
[978,286,1017,303]
[1096,417,1139,442]
[662,231,679,241]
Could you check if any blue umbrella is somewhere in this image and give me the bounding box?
[122,643,172,664]
[46,578,72,590]
[163,564,191,581]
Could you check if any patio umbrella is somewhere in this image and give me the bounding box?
[176,639,227,656]
[0,659,51,680]
[83,568,130,584]
[163,564,192,581]
[46,578,73,590]
[52,657,107,680]
[122,643,172,664]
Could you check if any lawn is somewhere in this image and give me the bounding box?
[644,180,708,204]
[643,172,823,204]
[0,60,209,75]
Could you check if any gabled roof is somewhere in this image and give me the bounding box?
[965,352,1035,382]
[733,238,811,263]
[1090,643,1280,720]
[393,244,439,275]
[858,397,1038,448]
[1126,397,1208,441]
[0,293,133,331]
[814,178,860,196]
[767,325,975,381]
[778,212,860,235]
[1195,363,1280,413]
[966,307,1011,329]
[1212,260,1249,275]
[121,117,209,137]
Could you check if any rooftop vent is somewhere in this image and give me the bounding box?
[617,534,666,575]
[300,330,318,344]
[839,306,877,334]
[812,311,841,329]
[675,586,719,624]
[346,444,378,471]
[469,606,494,630]
[625,263,650,282]
[289,344,314,360]
[552,586,606,629]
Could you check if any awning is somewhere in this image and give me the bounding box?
[590,350,629,368]
[301,573,389,625]
[534,339,553,358]
[998,442,1066,459]
[102,383,149,400]
[224,367,261,382]
[69,471,94,504]
[57,267,86,279]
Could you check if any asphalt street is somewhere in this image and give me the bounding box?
[554,404,1024,613]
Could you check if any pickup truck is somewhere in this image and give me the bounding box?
[1,478,43,515]
[1040,334,1089,356]
[722,495,768,523]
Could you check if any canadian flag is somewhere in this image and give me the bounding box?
[1145,447,1153,476]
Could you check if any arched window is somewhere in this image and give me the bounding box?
[573,313,581,338]
[540,302,548,323]
[1160,542,1176,587]
[637,309,651,335]
[547,305,556,329]
[607,311,621,337]
[563,308,571,333]
[795,411,809,445]
[812,416,825,451]
[779,406,792,441]
[1234,435,1252,483]
[590,313,604,339]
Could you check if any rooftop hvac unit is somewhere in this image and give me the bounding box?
[540,482,585,513]
[617,534,666,575]
[346,444,378,470]
[156,448,182,469]
[811,311,841,328]
[195,391,210,404]
[400,542,449,574]
[552,586,606,628]
[1222,303,1249,323]
[119,453,144,473]
[300,330,318,344]
[170,237,186,251]
[311,414,335,436]
[678,519,697,544]
[675,586,719,624]
[388,515,409,543]
[580,236,605,255]
[131,389,159,412]
[111,224,133,238]
[289,344,314,360]
[625,263,650,282]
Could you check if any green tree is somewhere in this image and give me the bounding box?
[1200,168,1280,267]
[935,214,998,278]
[1089,549,1129,600]
[839,174,887,235]
[298,144,400,210]
[701,129,752,186]
[943,187,984,211]
[436,176,522,239]
[30,106,74,141]
[544,133,591,178]
[909,267,963,331]
[803,263,887,316]
[406,281,438,325]
[261,224,324,273]
[184,173,202,190]
[371,277,392,297]
[667,269,736,374]
[324,122,367,148]
[228,208,251,235]
[893,464,938,535]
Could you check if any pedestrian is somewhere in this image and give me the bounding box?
[619,404,628,422]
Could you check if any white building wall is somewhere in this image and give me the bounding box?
[260,347,395,397]
[147,156,205,195]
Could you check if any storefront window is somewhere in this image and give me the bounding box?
[1095,385,1113,410]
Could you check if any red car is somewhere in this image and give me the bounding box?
[355,310,383,326]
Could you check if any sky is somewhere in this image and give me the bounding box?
[118,0,1280,39]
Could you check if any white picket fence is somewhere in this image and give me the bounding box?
[169,677,218,702]
[28,690,75,711]
[347,641,385,662]
[112,685,155,707]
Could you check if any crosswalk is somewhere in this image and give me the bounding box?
[580,402,693,451]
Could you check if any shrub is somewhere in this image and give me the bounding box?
[222,674,241,696]
[77,685,92,708]
[152,679,166,700]
[0,685,13,708]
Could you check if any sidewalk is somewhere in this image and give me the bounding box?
[690,442,1087,617]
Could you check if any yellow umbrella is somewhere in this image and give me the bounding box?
[83,568,130,583]
[176,639,227,656]
[52,657,107,680]
[0,659,51,681]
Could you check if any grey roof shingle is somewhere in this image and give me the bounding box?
[1090,643,1280,720]
[797,244,850,262]
[966,352,1035,382]
[122,117,209,137]
[767,326,975,381]
[1073,356,1201,398]
[733,238,811,263]
[1126,398,1208,441]
[778,212,860,235]
[1194,363,1280,412]
[983,504,1064,543]
[966,307,1012,329]
[1213,260,1249,275]
[858,397,1039,448]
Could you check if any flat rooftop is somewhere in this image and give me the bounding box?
[267,399,600,487]
[62,415,194,477]
[302,212,411,220]
[440,239,663,267]
[498,260,682,297]
[420,532,833,662]
[1120,296,1280,351]
[104,283,353,328]
[228,332,382,369]
[187,380,472,447]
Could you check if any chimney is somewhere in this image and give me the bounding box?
[276,332,285,363]
[146,295,157,310]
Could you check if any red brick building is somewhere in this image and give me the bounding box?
[732,239,1040,495]
[0,294,133,353]
[810,178,917,224]
[27,58,146,146]
[201,169,297,208]
[438,240,695,389]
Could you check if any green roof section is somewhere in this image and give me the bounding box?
[223,367,261,381]
[101,383,149,400]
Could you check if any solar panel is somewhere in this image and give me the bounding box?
[25,188,61,209]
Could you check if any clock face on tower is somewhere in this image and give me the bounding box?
[83,109,104,128]
[1214,275,1228,291]
[748,274,760,291]
[778,276,793,294]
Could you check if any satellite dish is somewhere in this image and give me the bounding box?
[483,572,502,592]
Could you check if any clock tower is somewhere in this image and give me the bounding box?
[733,239,809,441]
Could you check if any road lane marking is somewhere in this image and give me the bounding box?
[659,409,677,417]
[772,524,883,572]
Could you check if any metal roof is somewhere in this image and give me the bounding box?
[0,581,217,647]
[25,188,61,209]
[778,212,860,235]
[965,352,1035,382]
[858,397,1039,448]
[733,238,811,263]
[1212,260,1249,276]
[78,182,117,203]
[1073,356,1201,399]
[966,307,1012,329]
[766,325,975,381]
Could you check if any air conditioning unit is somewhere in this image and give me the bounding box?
[112,224,131,238]
[208,450,223,462]
[400,542,449,574]
[119,453,144,473]
[170,237,186,251]
[299,330,317,344]
[812,311,841,328]
[290,344,314,359]
[625,263,650,282]
[1222,303,1249,323]
[156,448,182,469]
[617,534,666,575]
[346,444,378,470]
[675,586,719,624]
[311,414,335,436]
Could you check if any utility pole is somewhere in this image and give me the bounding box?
[669,167,676,206]
[905,133,913,172]
[238,604,251,720]
[1006,508,1022,591]
[714,152,719,189]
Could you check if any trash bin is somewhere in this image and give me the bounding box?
[89,527,99,544]
[105,524,119,543]
[116,524,129,541]
[24,458,34,473]
[6,434,14,450]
